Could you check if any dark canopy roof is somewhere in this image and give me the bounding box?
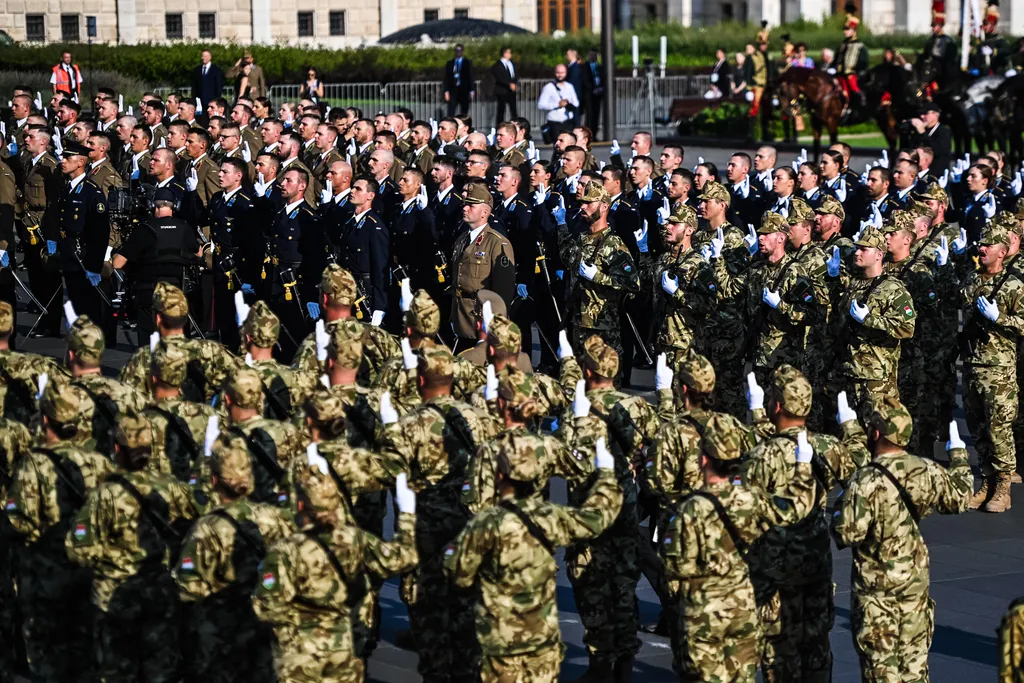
[379,18,531,44]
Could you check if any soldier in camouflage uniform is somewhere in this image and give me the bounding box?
[959,220,1024,513]
[831,226,917,424]
[293,264,401,386]
[744,366,869,683]
[659,413,816,683]
[831,397,972,682]
[119,282,239,403]
[174,431,295,683]
[999,597,1024,683]
[693,181,751,417]
[65,413,198,683]
[0,407,33,683]
[0,300,68,425]
[253,448,419,683]
[652,204,714,368]
[555,181,640,369]
[378,345,500,683]
[5,384,114,683]
[444,436,623,683]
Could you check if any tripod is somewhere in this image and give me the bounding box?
[627,62,661,140]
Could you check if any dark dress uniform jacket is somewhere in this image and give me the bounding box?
[339,209,389,312]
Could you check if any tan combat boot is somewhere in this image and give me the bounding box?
[969,477,992,510]
[985,473,1013,513]
[1012,471,1022,485]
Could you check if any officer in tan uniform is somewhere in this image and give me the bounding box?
[450,182,517,343]
[185,129,221,210]
[19,128,64,338]
[86,132,125,199]
[0,160,17,338]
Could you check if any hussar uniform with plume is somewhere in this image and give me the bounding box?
[836,3,868,107]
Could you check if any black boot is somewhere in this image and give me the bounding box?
[614,657,634,682]
[574,658,614,682]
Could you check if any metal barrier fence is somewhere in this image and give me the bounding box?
[154,75,712,137]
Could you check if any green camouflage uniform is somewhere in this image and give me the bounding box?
[174,432,296,683]
[999,597,1024,683]
[831,398,972,682]
[5,385,114,683]
[0,416,32,683]
[0,349,68,426]
[65,413,199,683]
[659,413,816,682]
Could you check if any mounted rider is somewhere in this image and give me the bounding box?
[970,0,1011,77]
[836,3,869,111]
[919,1,959,91]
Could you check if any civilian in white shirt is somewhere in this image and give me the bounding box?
[538,64,580,143]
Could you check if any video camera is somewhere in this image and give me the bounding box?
[108,184,158,242]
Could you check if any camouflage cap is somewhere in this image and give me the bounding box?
[305,390,347,425]
[418,345,455,382]
[487,315,521,355]
[497,367,535,407]
[581,180,611,205]
[294,456,343,514]
[405,289,440,336]
[210,433,254,496]
[667,204,698,227]
[0,301,12,335]
[787,198,815,225]
[882,210,915,235]
[328,318,364,369]
[68,315,106,365]
[495,432,547,484]
[462,181,493,208]
[815,195,846,220]
[906,198,934,219]
[770,364,813,418]
[980,220,1012,247]
[917,182,949,206]
[854,226,887,252]
[115,413,153,450]
[242,300,280,348]
[698,181,731,205]
[701,413,754,462]
[40,383,94,428]
[476,289,507,318]
[1016,198,1024,220]
[757,211,786,234]
[583,335,619,379]
[152,282,189,317]
[226,367,265,411]
[867,396,913,447]
[675,351,715,394]
[150,342,189,386]
[994,210,1023,237]
[321,264,358,305]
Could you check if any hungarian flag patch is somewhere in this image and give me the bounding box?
[180,557,195,571]
[262,572,277,590]
[74,524,87,540]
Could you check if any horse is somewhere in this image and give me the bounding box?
[776,68,844,161]
[992,74,1024,165]
[917,60,1003,156]
[861,62,922,156]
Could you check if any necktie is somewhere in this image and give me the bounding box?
[203,65,208,76]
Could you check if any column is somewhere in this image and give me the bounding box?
[380,0,397,37]
[117,0,137,44]
[252,0,271,43]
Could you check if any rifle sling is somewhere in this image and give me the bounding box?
[105,473,182,543]
[498,499,556,557]
[866,461,921,526]
[682,490,749,560]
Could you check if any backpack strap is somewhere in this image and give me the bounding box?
[866,461,921,526]
[498,499,556,557]
[34,448,86,505]
[105,473,182,546]
[210,508,266,555]
[230,426,286,482]
[682,490,749,560]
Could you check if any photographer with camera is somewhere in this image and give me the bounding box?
[112,188,201,346]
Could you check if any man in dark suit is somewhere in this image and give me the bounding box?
[491,47,518,129]
[191,49,224,114]
[565,49,585,112]
[443,44,475,117]
[582,49,605,136]
[912,103,952,176]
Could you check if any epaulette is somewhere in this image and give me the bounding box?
[238,192,252,202]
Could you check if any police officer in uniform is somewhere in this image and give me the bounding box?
[338,176,389,325]
[111,188,199,346]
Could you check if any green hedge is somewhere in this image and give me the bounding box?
[0,17,931,86]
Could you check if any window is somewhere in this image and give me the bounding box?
[198,13,216,39]
[329,10,346,36]
[297,11,314,37]
[61,14,80,41]
[536,0,590,32]
[454,8,469,18]
[165,13,183,39]
[424,9,439,22]
[25,14,45,42]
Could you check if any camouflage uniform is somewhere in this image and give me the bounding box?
[0,415,32,683]
[659,413,816,682]
[253,452,418,683]
[174,432,296,683]
[0,301,68,424]
[744,364,870,683]
[5,385,114,683]
[831,397,972,682]
[65,414,199,683]
[444,441,623,683]
[378,346,500,683]
[557,182,640,365]
[999,597,1024,683]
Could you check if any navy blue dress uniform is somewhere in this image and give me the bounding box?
[318,189,355,258]
[961,189,997,244]
[609,193,641,262]
[890,186,916,211]
[252,183,287,299]
[625,184,664,257]
[801,187,824,210]
[726,176,765,231]
[554,173,584,215]
[493,192,539,354]
[822,173,860,235]
[389,197,440,331]
[338,208,389,322]
[861,193,900,224]
[202,186,256,349]
[431,185,464,258]
[372,176,401,227]
[529,187,565,369]
[269,199,322,360]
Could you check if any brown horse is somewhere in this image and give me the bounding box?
[776,68,845,161]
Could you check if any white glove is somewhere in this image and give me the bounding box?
[534,188,546,206]
[484,364,499,401]
[63,301,78,327]
[745,91,755,102]
[661,270,679,295]
[234,290,250,327]
[379,391,399,425]
[149,331,160,353]
[595,436,614,470]
[610,139,620,156]
[557,330,573,359]
[710,227,724,259]
[395,472,416,514]
[946,421,965,451]
[203,416,220,458]
[244,352,254,368]
[481,300,494,334]
[34,92,42,110]
[186,168,199,192]
[195,96,202,109]
[487,127,496,146]
[320,373,330,389]
[416,185,428,210]
[935,236,949,267]
[849,300,869,324]
[429,118,438,138]
[827,246,841,278]
[880,150,889,169]
[321,188,333,205]
[399,278,414,313]
[836,391,858,425]
[982,45,993,56]
[743,225,758,255]
[984,194,997,218]
[371,310,385,326]
[242,142,252,163]
[305,443,329,475]
[655,353,673,391]
[598,160,605,171]
[1013,172,1022,196]
[953,228,968,255]
[795,431,813,464]
[657,197,670,225]
[315,319,329,362]
[835,178,848,203]
[938,169,949,189]
[36,372,48,400]
[401,337,417,371]
[762,287,781,309]
[871,204,883,229]
[118,94,124,112]
[1007,69,1019,78]
[746,372,764,411]
[978,295,1000,322]
[573,379,590,418]
[579,261,598,281]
